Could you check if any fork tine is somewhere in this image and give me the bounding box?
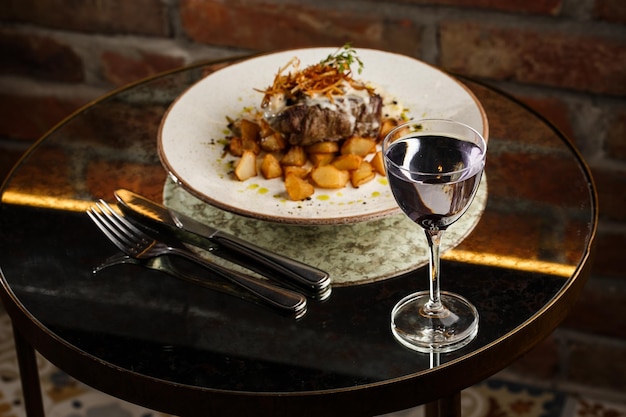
[97,200,150,241]
[92,200,142,250]
[86,207,131,255]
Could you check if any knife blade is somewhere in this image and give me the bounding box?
[114,189,331,296]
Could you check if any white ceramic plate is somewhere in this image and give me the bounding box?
[158,47,488,225]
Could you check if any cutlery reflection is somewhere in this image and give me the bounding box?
[114,189,331,295]
[93,253,281,311]
[87,200,307,318]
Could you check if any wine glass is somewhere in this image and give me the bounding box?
[383,119,487,353]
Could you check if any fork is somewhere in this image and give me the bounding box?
[86,200,307,317]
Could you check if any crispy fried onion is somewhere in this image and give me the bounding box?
[259,57,374,107]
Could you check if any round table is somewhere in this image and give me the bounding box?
[0,56,597,417]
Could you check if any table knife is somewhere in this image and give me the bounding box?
[114,189,331,295]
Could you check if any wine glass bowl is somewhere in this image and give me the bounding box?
[383,119,487,353]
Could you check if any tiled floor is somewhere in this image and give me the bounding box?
[1,311,625,417]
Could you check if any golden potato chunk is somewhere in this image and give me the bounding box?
[351,161,376,188]
[369,151,386,175]
[341,137,377,156]
[378,118,399,140]
[242,137,260,154]
[309,153,335,166]
[234,150,257,181]
[332,154,363,171]
[283,166,310,179]
[281,146,307,166]
[229,136,243,157]
[310,165,350,189]
[285,173,314,201]
[260,132,287,152]
[240,119,260,142]
[260,153,283,179]
[305,141,340,154]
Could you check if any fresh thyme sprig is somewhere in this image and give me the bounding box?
[320,43,364,75]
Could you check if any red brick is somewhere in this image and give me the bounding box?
[604,108,626,162]
[86,160,167,201]
[469,78,563,150]
[180,0,421,55]
[594,0,626,24]
[562,269,626,339]
[518,95,575,141]
[465,81,566,150]
[0,0,170,36]
[101,50,186,87]
[440,21,626,96]
[0,92,89,140]
[590,165,626,223]
[392,0,562,15]
[588,230,626,280]
[0,28,84,83]
[487,151,591,206]
[4,146,75,197]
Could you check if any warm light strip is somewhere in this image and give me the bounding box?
[1,190,93,212]
[3,190,577,277]
[443,250,575,277]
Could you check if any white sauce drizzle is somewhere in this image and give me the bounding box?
[266,79,406,128]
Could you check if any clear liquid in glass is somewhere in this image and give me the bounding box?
[385,135,484,231]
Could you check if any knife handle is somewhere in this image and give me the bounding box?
[211,232,331,291]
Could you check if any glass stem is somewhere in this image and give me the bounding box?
[424,228,445,315]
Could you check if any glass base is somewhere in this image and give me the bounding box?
[391,290,479,353]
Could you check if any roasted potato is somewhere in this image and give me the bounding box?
[229,136,243,157]
[341,137,377,156]
[332,154,363,171]
[283,165,310,179]
[285,173,314,201]
[261,153,282,179]
[369,151,386,175]
[309,153,335,166]
[260,132,287,152]
[378,118,399,140]
[310,165,350,189]
[281,146,307,166]
[240,118,260,142]
[234,150,257,181]
[350,160,375,187]
[305,141,340,154]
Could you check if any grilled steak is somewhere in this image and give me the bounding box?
[265,94,383,146]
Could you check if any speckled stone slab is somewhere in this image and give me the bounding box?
[163,175,487,287]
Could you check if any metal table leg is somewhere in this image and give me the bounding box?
[425,392,461,417]
[13,324,46,417]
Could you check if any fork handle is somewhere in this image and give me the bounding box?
[169,247,307,316]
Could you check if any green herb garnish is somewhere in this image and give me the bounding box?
[320,43,364,75]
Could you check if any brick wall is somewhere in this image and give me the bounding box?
[1,0,625,398]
